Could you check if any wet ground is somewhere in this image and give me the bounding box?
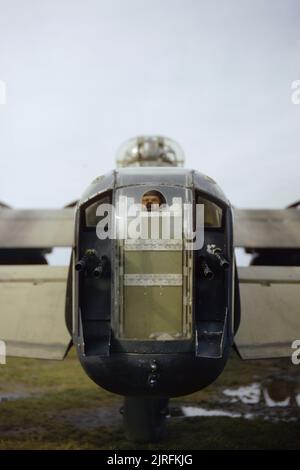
[175,376,300,422]
[0,348,299,449]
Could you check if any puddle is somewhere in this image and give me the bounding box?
[223,383,261,404]
[0,391,31,402]
[223,377,300,409]
[175,376,300,423]
[181,406,241,419]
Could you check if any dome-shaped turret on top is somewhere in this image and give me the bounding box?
[116,135,185,168]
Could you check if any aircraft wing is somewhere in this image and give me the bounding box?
[234,208,300,248]
[0,265,70,360]
[0,206,300,360]
[236,266,300,359]
[0,208,73,360]
[0,208,74,248]
[234,208,300,359]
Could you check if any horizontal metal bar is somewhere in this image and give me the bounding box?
[124,239,183,251]
[124,273,183,286]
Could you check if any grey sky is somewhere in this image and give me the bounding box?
[0,0,299,210]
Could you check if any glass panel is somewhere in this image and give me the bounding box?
[113,185,193,341]
[116,136,185,167]
[85,193,111,227]
[197,196,223,228]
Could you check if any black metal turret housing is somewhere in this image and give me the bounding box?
[73,167,237,397]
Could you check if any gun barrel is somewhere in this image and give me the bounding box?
[93,256,109,278]
[94,265,104,277]
[215,253,229,269]
[75,259,86,271]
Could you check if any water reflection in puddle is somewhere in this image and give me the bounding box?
[181,406,242,419]
[223,377,300,409]
[175,377,300,422]
[223,383,261,404]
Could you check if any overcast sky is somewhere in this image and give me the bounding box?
[0,0,299,210]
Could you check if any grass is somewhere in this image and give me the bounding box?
[0,348,299,449]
